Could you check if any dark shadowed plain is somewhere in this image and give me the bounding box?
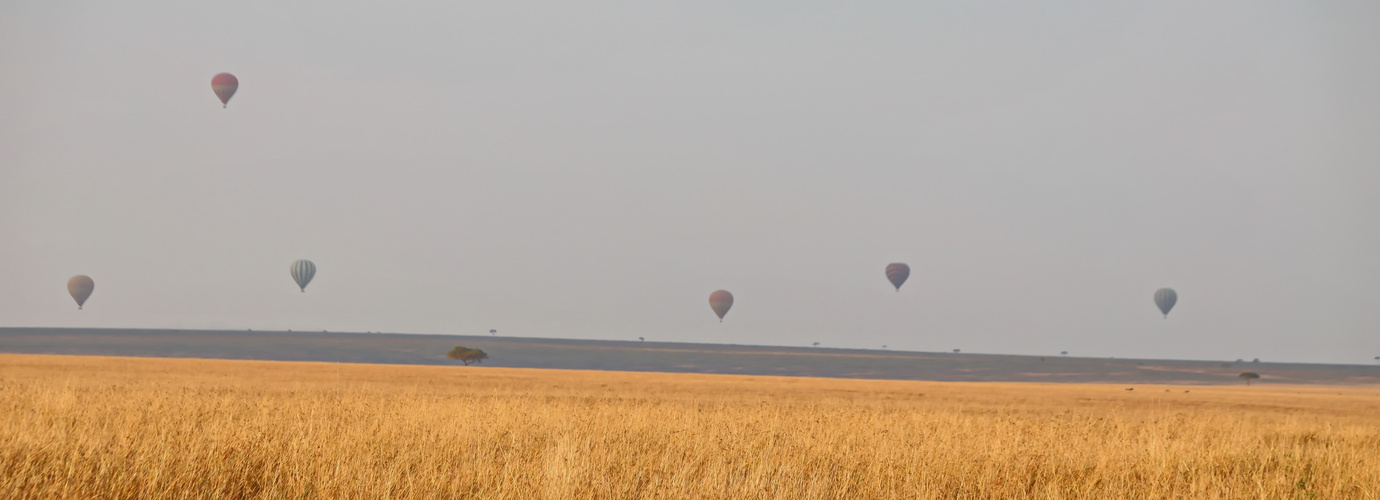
[3,328,1377,385]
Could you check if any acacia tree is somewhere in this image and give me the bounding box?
[447,346,489,366]
[1238,372,1261,386]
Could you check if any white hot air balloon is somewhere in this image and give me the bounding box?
[290,260,316,292]
[68,275,95,309]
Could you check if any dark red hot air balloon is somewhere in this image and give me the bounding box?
[211,73,238,108]
[885,263,910,291]
[709,290,734,322]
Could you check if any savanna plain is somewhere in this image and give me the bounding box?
[1,354,1378,499]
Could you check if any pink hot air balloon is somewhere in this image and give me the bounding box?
[709,290,734,322]
[885,263,910,291]
[211,73,238,108]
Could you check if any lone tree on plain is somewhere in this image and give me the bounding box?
[489,329,497,336]
[953,349,961,353]
[1238,372,1261,386]
[813,342,821,347]
[447,346,489,366]
[1061,351,1068,356]
[638,337,645,342]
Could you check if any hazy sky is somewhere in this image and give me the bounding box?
[3,1,1378,364]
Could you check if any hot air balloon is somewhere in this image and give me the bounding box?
[709,290,734,322]
[290,260,316,292]
[67,275,94,310]
[211,73,238,108]
[885,263,910,291]
[1154,288,1177,318]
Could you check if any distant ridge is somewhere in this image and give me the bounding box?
[2,327,1377,385]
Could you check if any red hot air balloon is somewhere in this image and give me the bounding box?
[709,290,734,322]
[885,263,910,291]
[67,275,94,310]
[211,73,238,108]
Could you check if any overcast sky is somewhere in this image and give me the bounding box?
[3,1,1378,364]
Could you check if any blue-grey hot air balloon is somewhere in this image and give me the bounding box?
[1154,288,1177,318]
[290,260,316,292]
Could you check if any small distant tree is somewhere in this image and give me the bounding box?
[447,346,489,366]
[1252,358,1260,363]
[489,329,497,336]
[953,349,961,353]
[638,337,645,342]
[813,342,821,347]
[882,345,887,349]
[1238,372,1261,386]
[1061,351,1068,356]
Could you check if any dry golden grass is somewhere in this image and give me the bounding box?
[1,354,1378,499]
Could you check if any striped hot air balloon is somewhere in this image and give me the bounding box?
[211,73,238,108]
[709,290,734,322]
[290,260,316,292]
[67,275,94,310]
[1154,288,1177,318]
[885,263,910,291]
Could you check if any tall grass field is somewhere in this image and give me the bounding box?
[2,354,1377,498]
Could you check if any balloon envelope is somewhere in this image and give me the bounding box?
[290,260,316,292]
[67,275,94,309]
[885,263,910,291]
[211,73,238,107]
[709,290,734,322]
[1154,288,1177,318]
